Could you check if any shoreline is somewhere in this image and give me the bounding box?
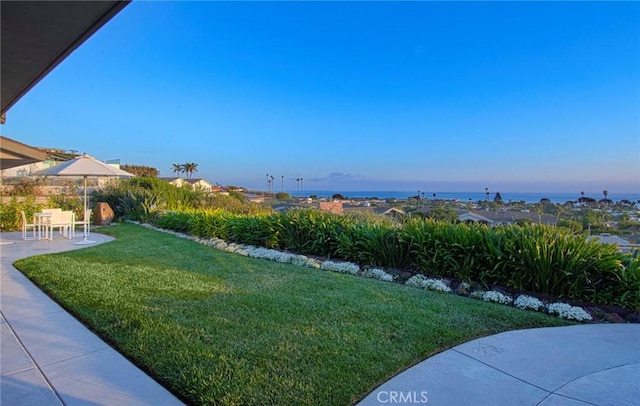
[278,190,640,204]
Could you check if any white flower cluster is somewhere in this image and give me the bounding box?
[406,275,452,293]
[361,268,394,282]
[547,303,593,321]
[514,295,544,311]
[482,291,513,305]
[405,274,427,288]
[233,245,321,268]
[244,246,293,263]
[469,290,485,299]
[321,260,360,275]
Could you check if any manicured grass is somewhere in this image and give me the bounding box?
[15,223,572,405]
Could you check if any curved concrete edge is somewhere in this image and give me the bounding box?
[357,324,640,406]
[0,231,185,406]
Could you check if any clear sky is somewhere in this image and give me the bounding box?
[2,1,639,195]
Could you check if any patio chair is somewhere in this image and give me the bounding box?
[49,210,74,239]
[20,210,37,240]
[71,208,92,238]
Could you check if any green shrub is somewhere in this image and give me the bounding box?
[92,177,270,220]
[47,195,84,218]
[227,214,279,248]
[337,223,410,268]
[153,210,193,233]
[0,196,43,231]
[188,209,232,240]
[275,209,352,257]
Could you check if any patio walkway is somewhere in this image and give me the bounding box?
[0,231,184,405]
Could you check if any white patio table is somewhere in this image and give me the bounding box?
[33,212,52,240]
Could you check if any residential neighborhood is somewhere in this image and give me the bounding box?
[1,135,224,196]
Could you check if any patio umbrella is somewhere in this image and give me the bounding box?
[34,153,134,244]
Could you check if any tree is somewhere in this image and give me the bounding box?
[600,190,612,205]
[514,218,534,227]
[557,219,583,233]
[183,162,199,179]
[581,209,603,229]
[534,203,544,223]
[275,192,291,200]
[121,164,158,177]
[171,163,183,177]
[493,192,503,203]
[426,206,458,223]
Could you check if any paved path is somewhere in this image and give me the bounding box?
[357,323,640,406]
[0,231,184,405]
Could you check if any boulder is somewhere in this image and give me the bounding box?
[93,202,115,225]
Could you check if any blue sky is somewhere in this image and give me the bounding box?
[2,1,639,194]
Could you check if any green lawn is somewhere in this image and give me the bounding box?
[15,223,572,405]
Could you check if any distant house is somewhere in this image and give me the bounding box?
[318,201,344,214]
[588,233,637,254]
[159,177,221,193]
[159,177,190,188]
[458,210,557,226]
[184,178,215,193]
[373,207,406,219]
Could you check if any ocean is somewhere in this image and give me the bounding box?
[291,191,640,204]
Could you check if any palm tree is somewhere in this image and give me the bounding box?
[603,190,609,200]
[183,162,198,179]
[171,163,183,177]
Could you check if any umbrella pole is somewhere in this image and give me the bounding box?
[84,176,88,239]
[74,175,96,245]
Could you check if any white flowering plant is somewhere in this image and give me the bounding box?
[361,268,394,282]
[547,303,593,321]
[514,295,544,311]
[482,291,513,305]
[469,290,486,300]
[406,275,452,293]
[320,260,360,275]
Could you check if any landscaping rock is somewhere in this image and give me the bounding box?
[93,202,115,225]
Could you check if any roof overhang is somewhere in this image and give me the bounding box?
[1,1,131,121]
[0,136,47,170]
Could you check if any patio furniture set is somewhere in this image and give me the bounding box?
[21,208,91,241]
